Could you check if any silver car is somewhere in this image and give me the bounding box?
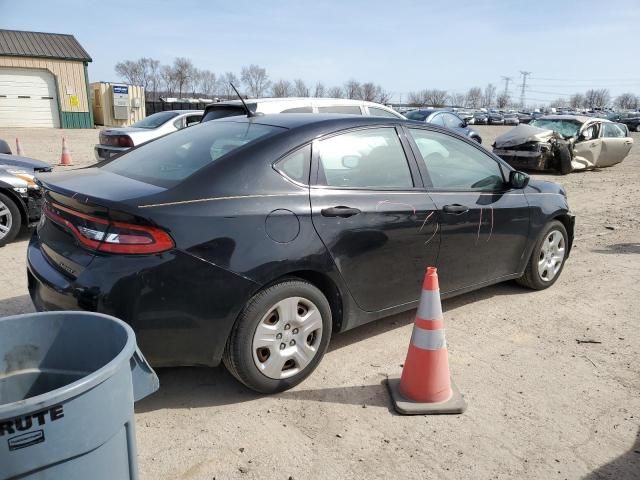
[94,110,203,161]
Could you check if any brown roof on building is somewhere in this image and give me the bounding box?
[0,29,92,62]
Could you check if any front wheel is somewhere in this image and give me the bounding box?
[223,280,332,393]
[517,220,568,290]
[0,192,22,247]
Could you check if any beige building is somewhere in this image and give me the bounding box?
[0,29,93,128]
[91,82,145,127]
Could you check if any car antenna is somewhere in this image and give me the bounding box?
[230,82,256,117]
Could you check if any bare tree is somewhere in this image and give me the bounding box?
[465,87,483,109]
[271,79,292,97]
[293,79,310,97]
[220,72,240,99]
[483,83,496,108]
[550,97,568,108]
[115,60,144,86]
[328,86,344,98]
[377,89,392,104]
[160,65,176,96]
[425,89,448,107]
[241,64,270,97]
[189,68,203,97]
[145,58,161,100]
[314,82,325,97]
[569,93,585,109]
[496,92,510,109]
[344,79,362,99]
[172,57,194,98]
[199,70,217,98]
[585,89,610,109]
[615,92,639,110]
[360,82,378,102]
[407,90,428,106]
[449,92,466,107]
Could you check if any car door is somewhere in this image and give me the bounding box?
[573,122,602,168]
[309,126,440,312]
[598,122,633,167]
[441,112,467,137]
[404,127,530,294]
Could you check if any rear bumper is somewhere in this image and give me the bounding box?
[27,234,259,367]
[94,145,130,162]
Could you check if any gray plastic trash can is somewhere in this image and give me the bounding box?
[0,311,159,480]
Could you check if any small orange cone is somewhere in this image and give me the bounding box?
[58,137,73,166]
[15,138,24,156]
[386,267,466,415]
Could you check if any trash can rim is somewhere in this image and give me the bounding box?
[0,311,137,417]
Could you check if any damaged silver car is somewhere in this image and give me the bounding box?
[492,115,633,174]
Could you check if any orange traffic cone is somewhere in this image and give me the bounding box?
[386,267,466,415]
[58,137,73,166]
[15,138,24,156]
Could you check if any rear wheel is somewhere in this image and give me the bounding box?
[517,220,568,290]
[635,124,640,132]
[223,280,332,393]
[0,192,21,247]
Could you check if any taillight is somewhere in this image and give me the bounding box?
[43,201,174,254]
[102,135,134,148]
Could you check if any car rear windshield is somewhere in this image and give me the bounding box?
[405,111,429,121]
[530,119,581,138]
[202,104,256,122]
[131,111,180,129]
[100,121,284,187]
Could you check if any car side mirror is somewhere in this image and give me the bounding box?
[509,170,529,189]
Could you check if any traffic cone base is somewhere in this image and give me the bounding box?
[386,376,466,415]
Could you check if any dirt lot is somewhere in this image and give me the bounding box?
[0,125,638,479]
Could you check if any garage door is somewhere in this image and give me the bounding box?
[0,68,60,128]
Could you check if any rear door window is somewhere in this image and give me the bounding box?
[316,127,413,188]
[275,145,311,184]
[430,113,446,127]
[442,113,464,129]
[602,122,626,138]
[186,115,202,127]
[101,121,284,187]
[317,105,363,115]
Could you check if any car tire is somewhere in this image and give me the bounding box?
[516,220,568,290]
[555,143,572,175]
[635,124,640,132]
[223,279,332,393]
[0,192,22,247]
[472,136,482,144]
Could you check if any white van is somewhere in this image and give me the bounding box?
[201,97,404,121]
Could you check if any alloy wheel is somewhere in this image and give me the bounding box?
[0,200,13,241]
[252,297,323,379]
[537,230,566,282]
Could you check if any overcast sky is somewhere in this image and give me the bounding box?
[2,0,639,103]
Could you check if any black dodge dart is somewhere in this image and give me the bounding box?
[28,114,574,393]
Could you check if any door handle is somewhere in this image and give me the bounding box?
[321,206,361,218]
[442,204,469,214]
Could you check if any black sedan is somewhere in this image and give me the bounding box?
[0,140,51,246]
[487,112,505,125]
[28,114,574,393]
[405,109,482,143]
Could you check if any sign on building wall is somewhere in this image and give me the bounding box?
[112,85,130,120]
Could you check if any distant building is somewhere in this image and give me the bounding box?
[0,29,93,128]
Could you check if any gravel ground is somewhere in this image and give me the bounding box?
[0,125,638,479]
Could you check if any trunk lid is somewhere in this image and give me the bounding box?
[34,168,168,276]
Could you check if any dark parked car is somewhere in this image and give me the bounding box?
[405,109,482,143]
[472,112,488,125]
[620,113,640,132]
[0,140,51,246]
[517,112,533,124]
[29,114,574,393]
[487,112,505,125]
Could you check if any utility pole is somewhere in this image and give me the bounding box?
[501,76,512,96]
[520,71,531,108]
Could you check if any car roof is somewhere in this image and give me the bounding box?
[214,112,404,129]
